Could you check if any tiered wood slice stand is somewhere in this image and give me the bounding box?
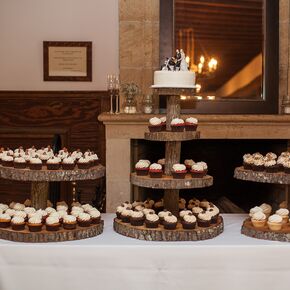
[0,164,105,242]
[114,87,223,241]
[235,166,290,242]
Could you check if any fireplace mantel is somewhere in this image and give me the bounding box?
[99,113,290,212]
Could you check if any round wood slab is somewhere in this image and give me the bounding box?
[234,166,290,184]
[241,218,290,243]
[0,164,105,182]
[114,217,223,241]
[145,131,200,142]
[131,173,213,189]
[0,221,104,243]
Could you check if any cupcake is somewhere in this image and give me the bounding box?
[45,207,56,215]
[149,163,163,178]
[170,118,185,132]
[259,203,272,218]
[27,216,43,232]
[275,208,289,224]
[163,213,178,230]
[160,116,166,131]
[192,206,203,217]
[172,164,187,179]
[47,156,61,170]
[145,212,159,228]
[185,117,198,131]
[14,157,26,169]
[243,154,254,170]
[40,152,50,165]
[143,199,155,209]
[154,200,164,213]
[0,203,9,212]
[190,162,207,178]
[252,158,264,172]
[90,153,99,166]
[199,200,210,210]
[251,211,266,228]
[179,210,192,218]
[158,209,171,224]
[29,157,42,170]
[71,149,83,161]
[207,206,220,224]
[62,156,75,170]
[13,203,25,211]
[277,156,287,171]
[264,159,278,173]
[197,211,211,227]
[14,211,27,220]
[135,160,150,176]
[143,208,155,215]
[46,216,60,231]
[11,216,25,231]
[116,205,125,219]
[134,205,145,212]
[2,155,14,167]
[121,201,133,209]
[253,152,264,159]
[283,160,290,174]
[77,213,91,227]
[267,214,283,231]
[24,199,32,207]
[265,152,277,160]
[148,117,162,132]
[120,208,132,223]
[157,158,165,170]
[24,207,36,215]
[77,156,91,169]
[184,159,195,171]
[182,213,197,229]
[249,206,263,218]
[179,198,186,211]
[5,208,16,217]
[0,213,11,228]
[89,210,101,224]
[63,215,77,230]
[130,210,145,226]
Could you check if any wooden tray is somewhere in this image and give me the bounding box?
[0,164,105,182]
[131,173,213,189]
[145,131,200,142]
[114,217,223,241]
[241,218,290,242]
[234,166,290,185]
[0,220,104,243]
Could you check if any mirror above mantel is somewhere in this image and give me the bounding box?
[159,0,279,114]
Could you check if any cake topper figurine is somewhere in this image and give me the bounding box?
[161,49,189,72]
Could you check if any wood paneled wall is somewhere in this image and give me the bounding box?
[0,91,109,205]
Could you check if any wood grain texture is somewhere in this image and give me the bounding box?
[0,220,104,243]
[114,217,223,241]
[234,166,290,184]
[31,182,49,209]
[0,91,109,205]
[241,218,290,243]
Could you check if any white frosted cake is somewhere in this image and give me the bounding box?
[153,70,196,88]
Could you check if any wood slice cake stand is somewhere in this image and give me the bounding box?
[114,217,223,241]
[235,166,290,242]
[0,164,105,209]
[116,87,223,241]
[0,221,104,243]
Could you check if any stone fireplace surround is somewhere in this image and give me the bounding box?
[99,113,290,212]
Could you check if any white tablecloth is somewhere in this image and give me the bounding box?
[1,214,290,290]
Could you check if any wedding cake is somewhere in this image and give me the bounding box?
[152,49,196,88]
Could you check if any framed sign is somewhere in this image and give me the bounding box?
[43,41,92,81]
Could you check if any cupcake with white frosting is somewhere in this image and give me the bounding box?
[243,154,254,170]
[163,213,178,230]
[184,159,195,171]
[149,163,163,178]
[2,155,14,167]
[259,203,272,217]
[46,216,60,231]
[11,216,25,231]
[145,212,159,228]
[148,117,162,132]
[267,214,283,231]
[62,156,75,170]
[249,206,263,218]
[192,206,203,217]
[251,211,266,228]
[207,205,220,224]
[179,209,192,218]
[77,156,91,169]
[29,156,42,170]
[143,208,155,215]
[181,212,197,229]
[47,156,61,170]
[89,210,101,224]
[13,203,25,211]
[275,208,289,224]
[157,158,165,170]
[27,216,43,232]
[120,208,132,223]
[190,162,208,178]
[116,205,125,219]
[135,160,150,176]
[130,210,145,226]
[143,199,155,209]
[252,158,264,172]
[170,118,185,132]
[185,117,198,131]
[158,209,171,224]
[283,160,290,174]
[0,213,11,228]
[264,159,278,173]
[172,163,187,179]
[63,215,77,230]
[14,156,26,169]
[197,211,211,227]
[77,213,91,227]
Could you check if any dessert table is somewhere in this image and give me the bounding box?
[1,214,290,290]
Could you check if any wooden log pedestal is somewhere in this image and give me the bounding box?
[241,218,290,243]
[0,164,105,209]
[114,217,223,241]
[0,221,104,243]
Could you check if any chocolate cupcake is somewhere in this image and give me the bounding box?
[170,118,185,132]
[46,216,60,231]
[179,198,186,211]
[90,153,99,166]
[243,154,254,170]
[0,213,11,228]
[14,157,26,169]
[135,160,150,176]
[283,160,290,174]
[197,211,212,227]
[11,216,25,231]
[27,216,43,232]
[77,213,91,227]
[192,206,203,217]
[77,156,91,169]
[116,205,125,219]
[40,152,50,165]
[149,163,163,178]
[252,158,264,172]
[120,208,132,223]
[207,206,220,224]
[62,156,75,170]
[179,209,192,218]
[145,212,159,228]
[163,213,178,230]
[190,162,207,178]
[148,117,162,132]
[63,215,77,230]
[1,155,14,167]
[182,213,196,229]
[154,200,164,213]
[264,159,278,173]
[130,210,145,226]
[29,157,42,170]
[157,158,165,171]
[46,156,61,170]
[172,164,187,179]
[158,209,171,224]
[185,117,198,131]
[89,210,101,224]
[184,159,195,172]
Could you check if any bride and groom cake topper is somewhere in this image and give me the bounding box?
[162,49,189,72]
